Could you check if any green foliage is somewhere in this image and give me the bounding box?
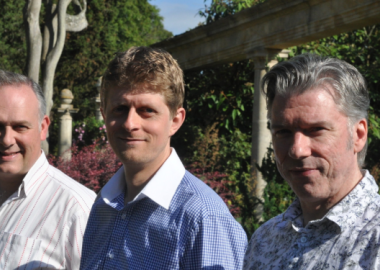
[258,147,294,221]
[73,116,107,147]
[199,0,265,24]
[183,61,255,137]
[0,1,26,73]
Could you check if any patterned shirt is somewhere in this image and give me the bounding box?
[244,170,380,270]
[81,149,247,270]
[0,153,96,270]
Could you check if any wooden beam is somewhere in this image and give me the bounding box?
[152,0,380,70]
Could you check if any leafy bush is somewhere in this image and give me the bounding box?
[48,142,122,193]
[73,116,107,147]
[258,147,294,221]
[187,162,241,217]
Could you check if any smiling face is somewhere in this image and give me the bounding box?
[102,84,185,172]
[270,86,366,207]
[0,84,49,183]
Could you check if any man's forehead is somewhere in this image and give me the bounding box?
[108,82,161,96]
[269,86,344,124]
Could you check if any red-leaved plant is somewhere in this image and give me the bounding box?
[48,142,122,193]
[187,162,241,217]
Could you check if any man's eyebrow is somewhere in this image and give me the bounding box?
[11,120,32,126]
[270,121,331,130]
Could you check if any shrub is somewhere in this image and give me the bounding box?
[73,116,107,148]
[48,142,122,193]
[187,162,241,217]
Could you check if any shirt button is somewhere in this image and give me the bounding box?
[300,236,307,243]
[121,213,127,219]
[108,252,114,259]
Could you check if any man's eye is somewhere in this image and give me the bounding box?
[14,125,28,131]
[140,108,155,114]
[309,127,324,133]
[274,130,291,138]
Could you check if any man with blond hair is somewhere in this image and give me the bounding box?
[80,46,247,269]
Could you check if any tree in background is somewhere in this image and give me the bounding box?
[0,0,172,154]
[24,0,88,153]
[25,0,88,118]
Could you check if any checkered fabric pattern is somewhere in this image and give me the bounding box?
[80,171,247,269]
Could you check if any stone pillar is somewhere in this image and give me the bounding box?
[248,48,289,219]
[57,89,79,160]
[94,77,103,121]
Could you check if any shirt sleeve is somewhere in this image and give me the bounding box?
[65,213,90,270]
[181,214,248,269]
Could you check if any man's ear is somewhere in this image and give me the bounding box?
[169,108,186,136]
[353,118,367,153]
[40,115,51,141]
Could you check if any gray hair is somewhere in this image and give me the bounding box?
[0,70,46,122]
[262,54,370,167]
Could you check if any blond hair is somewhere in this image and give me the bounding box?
[101,46,185,117]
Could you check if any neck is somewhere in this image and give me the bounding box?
[301,169,364,226]
[123,149,172,204]
[123,167,155,204]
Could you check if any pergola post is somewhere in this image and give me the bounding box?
[249,48,289,219]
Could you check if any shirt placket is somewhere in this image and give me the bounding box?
[103,202,135,269]
[287,229,309,269]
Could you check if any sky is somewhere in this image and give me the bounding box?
[150,0,211,36]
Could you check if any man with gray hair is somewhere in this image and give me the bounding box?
[244,54,380,269]
[0,70,95,269]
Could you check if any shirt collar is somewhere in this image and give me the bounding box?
[326,170,378,231]
[101,148,185,210]
[22,152,49,196]
[282,170,378,232]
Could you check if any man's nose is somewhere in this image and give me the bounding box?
[0,126,15,147]
[288,131,311,159]
[123,109,140,131]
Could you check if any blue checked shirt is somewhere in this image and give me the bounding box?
[80,149,247,269]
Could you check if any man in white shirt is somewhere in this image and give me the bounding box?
[244,54,380,269]
[0,70,95,269]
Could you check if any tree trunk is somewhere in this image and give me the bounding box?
[42,1,58,62]
[25,0,88,154]
[24,0,42,83]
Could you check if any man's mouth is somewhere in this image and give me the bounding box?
[289,167,318,176]
[0,151,20,160]
[122,138,145,144]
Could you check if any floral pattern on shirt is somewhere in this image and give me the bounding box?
[244,171,380,270]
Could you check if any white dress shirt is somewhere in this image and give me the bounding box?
[0,153,96,270]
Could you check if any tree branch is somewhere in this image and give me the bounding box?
[24,0,42,83]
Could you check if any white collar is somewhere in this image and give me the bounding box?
[22,152,49,196]
[101,148,185,210]
[3,152,48,204]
